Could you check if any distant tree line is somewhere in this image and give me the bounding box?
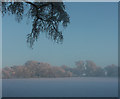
[2,60,118,79]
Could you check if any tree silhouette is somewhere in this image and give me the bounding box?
[2,1,70,47]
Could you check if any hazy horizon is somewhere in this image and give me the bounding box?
[2,59,118,68]
[2,60,118,79]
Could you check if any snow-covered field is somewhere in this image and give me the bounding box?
[2,77,118,97]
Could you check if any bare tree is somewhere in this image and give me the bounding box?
[2,1,70,47]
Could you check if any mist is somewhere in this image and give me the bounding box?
[2,60,118,79]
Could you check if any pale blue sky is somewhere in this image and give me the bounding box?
[2,2,118,67]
